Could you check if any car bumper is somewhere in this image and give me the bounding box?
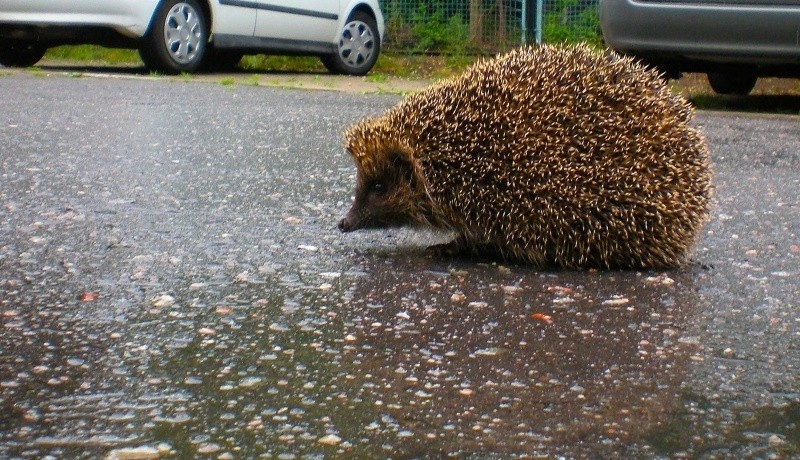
[600,0,800,64]
[0,1,160,38]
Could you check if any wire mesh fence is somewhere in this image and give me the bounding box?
[539,0,601,45]
[381,0,601,54]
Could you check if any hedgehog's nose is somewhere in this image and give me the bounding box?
[337,217,352,232]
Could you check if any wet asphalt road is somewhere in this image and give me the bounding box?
[0,74,798,459]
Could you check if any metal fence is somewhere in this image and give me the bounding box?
[381,0,601,53]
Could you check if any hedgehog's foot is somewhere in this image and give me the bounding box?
[427,238,468,258]
[427,237,502,261]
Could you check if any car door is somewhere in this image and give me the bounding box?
[213,1,258,37]
[253,0,340,44]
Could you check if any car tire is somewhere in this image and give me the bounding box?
[707,72,757,96]
[0,40,47,67]
[321,11,380,76]
[139,0,207,74]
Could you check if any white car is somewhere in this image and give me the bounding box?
[0,0,385,75]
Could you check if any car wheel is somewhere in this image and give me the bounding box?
[707,72,757,96]
[139,0,207,74]
[321,11,380,76]
[0,40,47,67]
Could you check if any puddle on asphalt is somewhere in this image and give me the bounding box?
[2,86,798,458]
[1,224,710,458]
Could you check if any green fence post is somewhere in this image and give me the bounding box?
[535,0,543,44]
[521,0,528,44]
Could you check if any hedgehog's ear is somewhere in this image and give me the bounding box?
[389,149,415,182]
[390,151,411,169]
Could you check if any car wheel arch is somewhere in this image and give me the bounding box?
[343,3,380,39]
[143,0,213,44]
[321,7,381,76]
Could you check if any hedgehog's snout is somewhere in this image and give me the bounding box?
[337,216,354,233]
[338,210,360,233]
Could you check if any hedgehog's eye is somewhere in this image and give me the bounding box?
[370,182,387,196]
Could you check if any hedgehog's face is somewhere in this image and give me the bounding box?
[338,151,427,232]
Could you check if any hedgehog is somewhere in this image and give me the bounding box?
[337,44,712,269]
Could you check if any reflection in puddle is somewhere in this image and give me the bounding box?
[336,253,704,457]
[1,236,705,458]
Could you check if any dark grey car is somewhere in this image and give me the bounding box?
[600,0,800,95]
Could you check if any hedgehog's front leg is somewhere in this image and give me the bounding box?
[427,236,503,261]
[426,236,468,258]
